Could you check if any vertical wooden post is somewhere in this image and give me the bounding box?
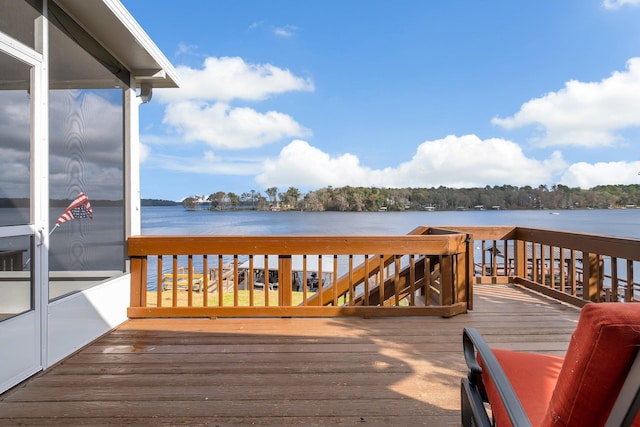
[333,255,339,306]
[156,256,163,307]
[465,234,473,310]
[626,260,634,302]
[570,251,577,297]
[440,255,453,306]
[409,255,416,306]
[585,253,602,302]
[279,255,292,307]
[172,255,178,307]
[187,254,194,306]
[203,255,209,307]
[515,240,526,280]
[455,251,465,305]
[394,255,401,306]
[233,255,239,307]
[130,257,143,308]
[611,257,618,302]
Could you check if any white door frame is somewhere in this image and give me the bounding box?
[0,21,48,394]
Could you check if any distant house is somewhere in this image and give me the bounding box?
[0,0,179,394]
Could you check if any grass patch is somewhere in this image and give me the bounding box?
[145,289,309,307]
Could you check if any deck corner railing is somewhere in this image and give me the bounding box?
[452,226,639,306]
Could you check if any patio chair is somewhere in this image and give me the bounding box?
[461,303,640,427]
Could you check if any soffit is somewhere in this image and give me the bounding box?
[53,0,180,88]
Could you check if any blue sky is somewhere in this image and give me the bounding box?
[122,0,640,201]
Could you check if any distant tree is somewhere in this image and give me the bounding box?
[266,187,278,206]
[182,196,199,210]
[282,187,301,209]
[209,191,227,210]
[227,192,240,209]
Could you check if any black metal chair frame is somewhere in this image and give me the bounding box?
[460,327,640,427]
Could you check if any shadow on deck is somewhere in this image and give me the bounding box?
[0,284,580,426]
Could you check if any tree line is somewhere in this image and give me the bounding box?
[179,184,640,212]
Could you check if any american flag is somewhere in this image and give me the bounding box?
[56,193,93,225]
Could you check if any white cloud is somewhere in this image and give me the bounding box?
[602,0,640,9]
[156,56,314,103]
[163,101,310,149]
[144,151,261,175]
[274,25,297,37]
[175,43,200,57]
[560,161,640,188]
[492,57,640,147]
[152,56,314,149]
[256,135,567,189]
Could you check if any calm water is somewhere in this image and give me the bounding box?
[142,206,640,239]
[140,207,640,291]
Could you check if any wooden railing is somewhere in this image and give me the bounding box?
[128,226,639,318]
[128,227,473,318]
[448,226,640,307]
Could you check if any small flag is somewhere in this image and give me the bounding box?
[56,193,93,226]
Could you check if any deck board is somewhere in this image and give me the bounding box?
[0,284,581,426]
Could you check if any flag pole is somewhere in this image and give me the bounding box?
[49,223,60,236]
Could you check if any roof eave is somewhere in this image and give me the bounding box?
[53,0,180,89]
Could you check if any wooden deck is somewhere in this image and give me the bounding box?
[0,284,581,426]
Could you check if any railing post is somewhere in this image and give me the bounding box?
[278,255,292,306]
[626,260,634,302]
[129,256,143,309]
[440,255,453,306]
[585,253,602,302]
[455,251,466,305]
[514,240,526,279]
[466,236,474,310]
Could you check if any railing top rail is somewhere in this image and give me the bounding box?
[513,227,640,258]
[435,226,519,241]
[128,233,471,257]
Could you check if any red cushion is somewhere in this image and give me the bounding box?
[543,303,640,427]
[480,303,640,427]
[480,350,564,426]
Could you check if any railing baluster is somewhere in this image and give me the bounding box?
[378,254,384,305]
[233,255,239,307]
[248,256,254,307]
[156,256,162,308]
[626,260,634,302]
[332,255,338,306]
[203,255,209,307]
[263,255,269,307]
[611,257,619,302]
[172,255,178,307]
[302,255,308,305]
[218,254,224,307]
[187,255,194,306]
[317,255,323,306]
[409,255,416,306]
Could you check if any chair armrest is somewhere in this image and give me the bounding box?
[463,327,532,427]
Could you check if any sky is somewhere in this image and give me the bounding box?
[122,0,640,201]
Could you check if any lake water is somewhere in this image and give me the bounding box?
[140,207,640,292]
[142,206,640,239]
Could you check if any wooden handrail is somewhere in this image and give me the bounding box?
[128,226,639,318]
[127,229,472,318]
